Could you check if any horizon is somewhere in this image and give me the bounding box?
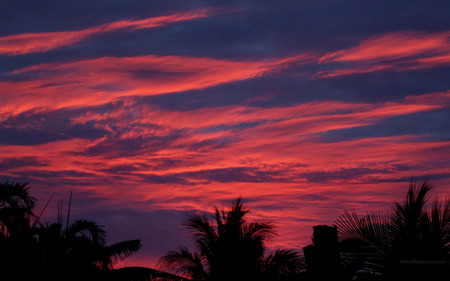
[1,1,449,269]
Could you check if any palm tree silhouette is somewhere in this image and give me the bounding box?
[39,219,141,273]
[0,181,142,280]
[0,181,41,280]
[336,180,450,280]
[159,198,303,281]
[0,181,36,238]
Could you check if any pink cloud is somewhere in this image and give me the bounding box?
[0,53,310,117]
[0,9,213,55]
[1,7,449,270]
[320,31,450,63]
[317,31,450,77]
[2,92,449,268]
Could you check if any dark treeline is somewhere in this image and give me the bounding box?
[0,180,448,281]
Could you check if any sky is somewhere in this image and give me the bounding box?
[1,0,449,268]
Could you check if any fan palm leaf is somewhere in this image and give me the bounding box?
[158,246,207,280]
[63,219,107,246]
[260,249,303,280]
[102,239,142,269]
[336,180,450,279]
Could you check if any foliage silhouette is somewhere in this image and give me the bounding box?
[159,198,303,281]
[336,180,450,280]
[0,180,142,281]
[0,181,36,238]
[3,179,447,281]
[37,219,142,278]
[0,181,41,280]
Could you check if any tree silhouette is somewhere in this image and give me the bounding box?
[38,219,141,278]
[0,181,36,238]
[336,180,450,280]
[159,198,303,281]
[0,181,142,281]
[0,181,40,280]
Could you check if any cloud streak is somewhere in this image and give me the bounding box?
[0,53,309,117]
[0,9,212,56]
[2,30,447,118]
[318,31,450,77]
[320,31,449,63]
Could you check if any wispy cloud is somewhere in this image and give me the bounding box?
[320,31,449,63]
[0,53,309,117]
[3,30,447,118]
[0,9,213,56]
[318,31,450,77]
[3,92,445,181]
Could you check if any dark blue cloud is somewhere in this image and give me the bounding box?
[320,109,450,143]
[301,168,391,183]
[97,1,449,59]
[180,166,295,183]
[142,62,450,112]
[0,109,111,145]
[8,170,105,190]
[0,126,69,145]
[0,156,49,170]
[77,130,184,158]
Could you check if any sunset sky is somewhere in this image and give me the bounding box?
[1,1,449,268]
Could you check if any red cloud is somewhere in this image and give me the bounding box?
[317,31,450,77]
[2,93,449,268]
[0,54,308,117]
[0,9,212,56]
[320,31,449,63]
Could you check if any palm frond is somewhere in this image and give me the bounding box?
[0,181,36,214]
[185,214,217,258]
[158,247,207,280]
[336,209,391,257]
[336,180,449,280]
[224,197,248,234]
[107,239,142,263]
[64,219,107,245]
[215,208,224,237]
[243,221,276,242]
[261,249,303,276]
[430,195,450,249]
[396,180,431,224]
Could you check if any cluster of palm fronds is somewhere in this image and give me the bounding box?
[336,180,450,280]
[0,180,141,281]
[158,198,303,281]
[2,179,448,281]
